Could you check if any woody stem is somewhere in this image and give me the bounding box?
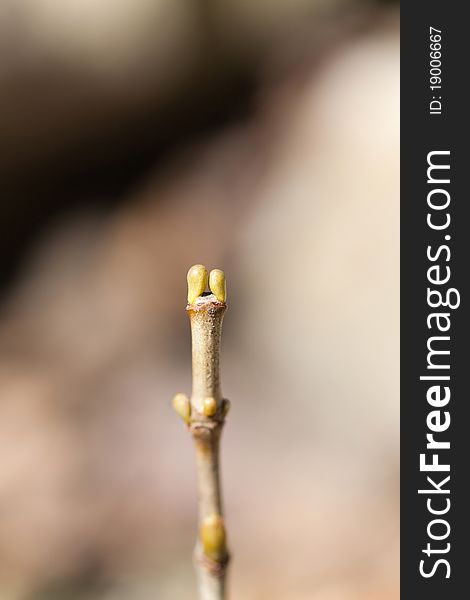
[187,294,229,600]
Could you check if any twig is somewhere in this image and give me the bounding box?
[173,265,230,600]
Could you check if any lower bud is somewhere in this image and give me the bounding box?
[200,514,227,562]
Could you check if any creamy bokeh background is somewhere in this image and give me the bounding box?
[0,2,398,598]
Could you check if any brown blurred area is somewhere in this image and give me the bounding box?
[0,1,399,599]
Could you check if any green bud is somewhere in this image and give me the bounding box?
[172,393,191,424]
[200,514,227,562]
[209,269,226,303]
[187,264,208,304]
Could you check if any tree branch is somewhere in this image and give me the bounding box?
[173,265,230,600]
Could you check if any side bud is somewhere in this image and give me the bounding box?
[221,398,231,419]
[203,397,217,417]
[172,393,191,424]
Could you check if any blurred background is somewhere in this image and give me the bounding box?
[0,1,399,598]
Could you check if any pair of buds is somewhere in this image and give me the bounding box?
[187,264,226,304]
[172,393,231,423]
